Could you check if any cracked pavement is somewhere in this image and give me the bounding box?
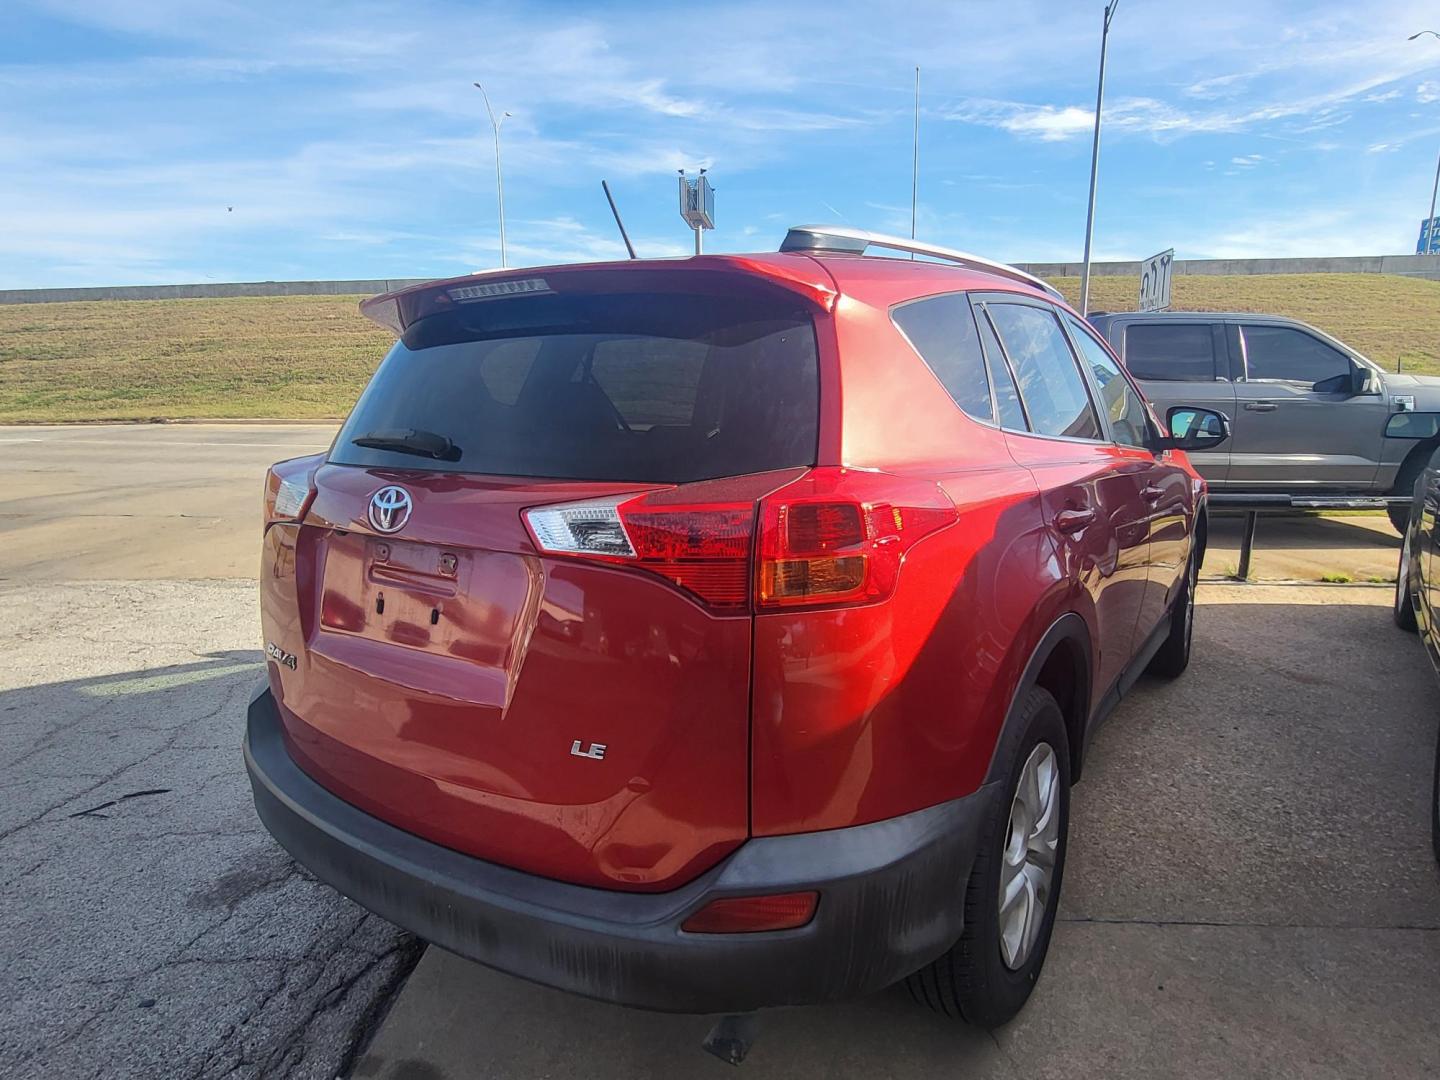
[1,425,418,1079]
[0,580,419,1079]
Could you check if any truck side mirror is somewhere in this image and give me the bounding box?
[1157,406,1230,452]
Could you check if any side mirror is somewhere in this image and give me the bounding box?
[1159,406,1230,452]
[1355,365,1380,396]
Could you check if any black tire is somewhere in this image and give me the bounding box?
[1389,447,1435,535]
[906,686,1070,1029]
[1148,548,1197,679]
[1395,515,1418,632]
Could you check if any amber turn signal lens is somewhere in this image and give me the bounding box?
[681,891,819,934]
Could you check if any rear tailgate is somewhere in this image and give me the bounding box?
[260,268,824,891]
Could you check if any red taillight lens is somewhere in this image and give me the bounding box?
[263,455,322,527]
[756,469,957,609]
[523,468,956,613]
[524,493,755,612]
[681,891,819,934]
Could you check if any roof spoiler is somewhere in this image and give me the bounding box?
[359,258,838,336]
[780,224,1064,301]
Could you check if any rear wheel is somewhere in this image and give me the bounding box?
[1395,518,1418,632]
[906,686,1069,1028]
[1148,548,1197,679]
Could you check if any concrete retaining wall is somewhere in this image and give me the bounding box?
[1014,253,1440,281]
[4,254,1440,304]
[0,278,433,305]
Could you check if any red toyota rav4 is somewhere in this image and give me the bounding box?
[246,226,1227,1036]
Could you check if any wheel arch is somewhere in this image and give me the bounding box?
[1391,437,1440,495]
[984,612,1094,789]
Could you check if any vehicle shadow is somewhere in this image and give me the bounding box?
[1209,511,1400,551]
[0,648,416,1080]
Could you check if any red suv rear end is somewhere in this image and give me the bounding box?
[246,227,1219,1028]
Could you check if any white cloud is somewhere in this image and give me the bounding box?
[1420,81,1440,104]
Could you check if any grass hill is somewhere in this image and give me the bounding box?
[1,272,1437,422]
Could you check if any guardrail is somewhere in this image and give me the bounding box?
[1208,493,1409,580]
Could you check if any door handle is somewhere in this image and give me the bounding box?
[1244,401,1277,412]
[1055,507,1096,534]
[1141,485,1165,503]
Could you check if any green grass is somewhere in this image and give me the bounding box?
[1320,571,1355,584]
[2,271,1439,422]
[0,294,389,422]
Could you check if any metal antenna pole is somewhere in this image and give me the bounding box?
[601,181,637,259]
[474,82,509,268]
[911,66,920,248]
[1080,0,1118,316]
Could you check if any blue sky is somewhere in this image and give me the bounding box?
[4,0,1440,288]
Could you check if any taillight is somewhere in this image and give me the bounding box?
[263,455,322,528]
[756,469,957,609]
[523,468,956,613]
[524,493,754,613]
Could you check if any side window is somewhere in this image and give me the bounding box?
[1240,325,1350,385]
[1124,324,1217,382]
[1065,316,1152,448]
[986,303,1102,440]
[976,307,1028,430]
[891,293,994,423]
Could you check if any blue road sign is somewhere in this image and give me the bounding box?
[1418,217,1440,255]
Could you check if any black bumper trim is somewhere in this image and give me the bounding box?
[244,682,995,1014]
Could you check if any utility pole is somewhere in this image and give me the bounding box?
[1080,0,1120,316]
[473,82,511,268]
[911,66,921,246]
[1411,32,1440,253]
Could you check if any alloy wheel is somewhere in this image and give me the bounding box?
[998,742,1061,970]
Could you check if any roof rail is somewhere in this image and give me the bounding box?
[780,224,1064,301]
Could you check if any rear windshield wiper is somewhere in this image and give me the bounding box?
[350,428,460,461]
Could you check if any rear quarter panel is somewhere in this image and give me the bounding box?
[751,282,1081,834]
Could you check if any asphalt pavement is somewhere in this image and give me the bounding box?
[0,423,336,581]
[0,423,416,1080]
[358,586,1440,1079]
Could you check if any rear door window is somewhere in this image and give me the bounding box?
[331,291,819,484]
[986,302,1102,441]
[891,293,994,422]
[1124,324,1218,381]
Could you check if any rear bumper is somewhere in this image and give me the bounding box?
[244,683,996,1014]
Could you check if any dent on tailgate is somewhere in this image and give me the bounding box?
[260,466,754,891]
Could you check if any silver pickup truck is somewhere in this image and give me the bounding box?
[1088,311,1440,533]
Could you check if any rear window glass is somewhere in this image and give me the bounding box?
[1124,324,1217,382]
[891,293,994,422]
[331,291,819,484]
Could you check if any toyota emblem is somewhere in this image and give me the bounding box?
[367,486,413,534]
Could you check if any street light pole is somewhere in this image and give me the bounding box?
[473,82,511,268]
[1411,32,1440,253]
[1080,0,1120,316]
